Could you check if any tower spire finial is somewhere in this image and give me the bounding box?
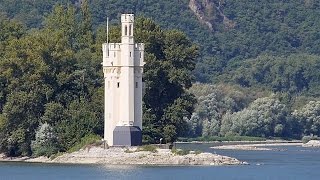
[106,17,109,43]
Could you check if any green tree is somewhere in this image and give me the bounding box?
[31,123,59,157]
[220,95,289,137]
[136,18,199,143]
[292,101,320,136]
[0,4,103,156]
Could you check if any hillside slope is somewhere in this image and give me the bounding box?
[1,0,320,85]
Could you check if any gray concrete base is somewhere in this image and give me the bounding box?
[113,126,142,146]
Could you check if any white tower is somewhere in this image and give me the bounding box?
[102,14,145,146]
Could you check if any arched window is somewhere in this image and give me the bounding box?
[125,25,128,36]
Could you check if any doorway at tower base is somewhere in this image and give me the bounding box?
[113,126,142,146]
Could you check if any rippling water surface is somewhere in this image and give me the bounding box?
[1,144,320,180]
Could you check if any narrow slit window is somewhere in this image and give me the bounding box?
[130,52,132,57]
[140,52,142,58]
[125,25,128,36]
[135,82,138,88]
[117,82,120,88]
[129,25,132,36]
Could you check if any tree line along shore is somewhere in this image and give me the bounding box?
[1,1,320,159]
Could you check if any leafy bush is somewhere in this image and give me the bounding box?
[302,135,320,144]
[292,101,320,137]
[31,123,59,157]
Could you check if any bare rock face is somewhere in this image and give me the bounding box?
[303,140,320,147]
[189,0,235,31]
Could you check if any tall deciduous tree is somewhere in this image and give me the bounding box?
[136,18,199,142]
[0,4,103,156]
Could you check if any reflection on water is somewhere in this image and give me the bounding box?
[102,165,138,170]
[1,144,320,180]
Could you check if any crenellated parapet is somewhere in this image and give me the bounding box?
[109,43,121,51]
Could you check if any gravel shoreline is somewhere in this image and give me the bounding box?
[0,147,247,166]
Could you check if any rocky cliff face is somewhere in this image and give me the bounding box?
[189,0,235,31]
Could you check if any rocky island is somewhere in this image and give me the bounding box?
[0,146,247,166]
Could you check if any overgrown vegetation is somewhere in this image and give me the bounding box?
[301,135,320,144]
[136,145,158,153]
[124,145,158,153]
[1,0,320,156]
[0,1,196,156]
[68,134,102,153]
[187,83,320,140]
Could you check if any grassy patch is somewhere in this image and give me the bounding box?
[136,145,158,153]
[171,147,190,156]
[194,150,202,155]
[124,148,135,153]
[50,152,65,160]
[68,134,102,153]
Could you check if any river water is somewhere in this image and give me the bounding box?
[1,143,320,180]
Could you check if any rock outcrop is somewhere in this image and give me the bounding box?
[303,140,320,147]
[189,0,235,31]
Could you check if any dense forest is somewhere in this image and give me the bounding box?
[1,0,320,157]
[0,1,197,156]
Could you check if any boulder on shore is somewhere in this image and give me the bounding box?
[303,140,320,147]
